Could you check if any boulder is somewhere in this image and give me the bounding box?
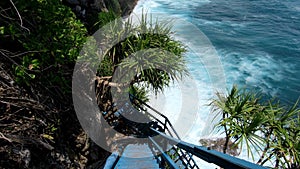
[199,137,239,156]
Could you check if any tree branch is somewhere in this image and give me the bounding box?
[0,132,12,143]
[9,0,30,33]
[0,49,43,58]
[96,76,131,92]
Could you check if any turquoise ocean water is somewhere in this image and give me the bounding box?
[133,0,300,167]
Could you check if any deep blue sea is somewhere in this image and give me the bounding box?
[133,0,300,166]
[135,0,300,103]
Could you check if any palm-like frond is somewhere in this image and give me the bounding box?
[97,12,188,97]
[211,86,300,168]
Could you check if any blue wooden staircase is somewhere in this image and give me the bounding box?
[103,94,267,169]
[114,144,159,169]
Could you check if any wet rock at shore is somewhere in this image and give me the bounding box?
[199,137,239,156]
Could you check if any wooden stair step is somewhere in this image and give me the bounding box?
[114,144,159,169]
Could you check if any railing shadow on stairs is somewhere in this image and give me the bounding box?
[103,94,267,169]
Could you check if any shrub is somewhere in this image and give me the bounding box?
[92,13,188,104]
[211,85,300,168]
[1,0,87,90]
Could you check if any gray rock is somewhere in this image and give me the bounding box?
[66,0,80,5]
[75,5,81,12]
[199,137,239,156]
[91,0,108,12]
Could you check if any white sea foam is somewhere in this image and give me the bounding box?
[132,2,227,169]
[196,18,249,29]
[133,0,161,13]
[134,0,211,14]
[131,0,295,168]
[219,49,288,97]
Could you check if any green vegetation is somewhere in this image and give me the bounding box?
[211,85,300,168]
[0,0,187,167]
[1,0,298,168]
[1,0,87,89]
[92,13,187,110]
[0,0,90,167]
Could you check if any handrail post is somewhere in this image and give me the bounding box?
[164,119,167,132]
[149,137,180,169]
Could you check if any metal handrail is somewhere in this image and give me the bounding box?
[110,95,267,169]
[129,94,180,139]
[149,136,180,169]
[151,129,267,169]
[129,94,199,169]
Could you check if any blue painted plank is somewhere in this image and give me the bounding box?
[115,144,160,169]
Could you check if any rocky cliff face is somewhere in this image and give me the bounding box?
[117,0,139,16]
[199,138,239,156]
[64,0,139,19]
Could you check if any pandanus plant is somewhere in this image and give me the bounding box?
[210,85,300,168]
